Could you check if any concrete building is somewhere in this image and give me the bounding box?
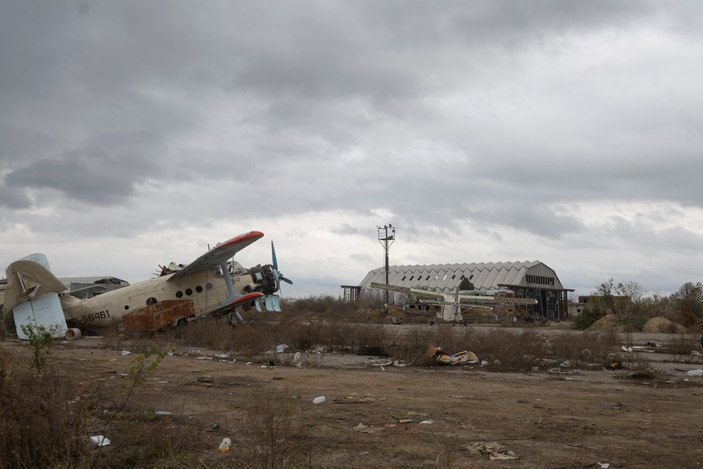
[358,261,572,320]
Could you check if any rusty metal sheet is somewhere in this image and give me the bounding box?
[122,299,195,332]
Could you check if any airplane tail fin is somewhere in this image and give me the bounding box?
[5,254,68,339]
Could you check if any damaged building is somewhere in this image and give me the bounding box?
[358,261,572,321]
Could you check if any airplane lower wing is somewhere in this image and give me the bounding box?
[216,292,264,315]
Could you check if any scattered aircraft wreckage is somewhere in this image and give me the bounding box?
[3,231,292,340]
[370,282,537,324]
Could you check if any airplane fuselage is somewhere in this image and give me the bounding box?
[60,267,235,329]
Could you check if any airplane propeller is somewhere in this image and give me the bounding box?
[271,241,293,287]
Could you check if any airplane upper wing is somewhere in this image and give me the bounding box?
[168,231,264,281]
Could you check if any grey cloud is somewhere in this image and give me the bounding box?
[0,182,32,209]
[6,148,156,205]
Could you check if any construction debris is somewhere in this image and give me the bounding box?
[425,345,479,366]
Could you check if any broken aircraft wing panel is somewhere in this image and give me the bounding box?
[168,231,265,281]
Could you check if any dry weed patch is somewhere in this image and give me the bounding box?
[0,350,93,469]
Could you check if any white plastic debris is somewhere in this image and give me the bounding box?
[120,350,131,356]
[154,411,173,416]
[419,420,433,425]
[90,435,111,447]
[621,346,633,353]
[312,396,326,405]
[686,369,703,377]
[275,344,289,353]
[219,437,232,454]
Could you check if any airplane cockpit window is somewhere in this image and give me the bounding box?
[213,266,224,278]
[228,261,247,274]
[146,297,157,306]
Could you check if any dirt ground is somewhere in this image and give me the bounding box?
[3,328,703,468]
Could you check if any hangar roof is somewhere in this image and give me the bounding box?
[358,261,565,292]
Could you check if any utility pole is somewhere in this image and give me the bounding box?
[377,224,396,309]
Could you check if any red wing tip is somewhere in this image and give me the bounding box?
[219,231,265,248]
[229,292,264,306]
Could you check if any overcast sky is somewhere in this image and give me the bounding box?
[1,1,702,299]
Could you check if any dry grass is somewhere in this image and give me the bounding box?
[243,384,302,468]
[0,349,94,469]
[545,329,620,365]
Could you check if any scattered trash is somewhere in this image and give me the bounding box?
[275,344,289,353]
[90,435,111,447]
[219,437,231,454]
[353,422,382,433]
[646,341,658,348]
[207,424,220,432]
[597,462,610,469]
[397,419,414,424]
[463,441,518,461]
[120,350,131,356]
[154,410,173,417]
[425,345,479,366]
[418,419,433,425]
[691,351,702,357]
[621,346,633,353]
[687,369,703,377]
[312,396,326,405]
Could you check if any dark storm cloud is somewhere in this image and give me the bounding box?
[5,148,157,205]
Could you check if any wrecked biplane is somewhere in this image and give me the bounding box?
[3,231,291,340]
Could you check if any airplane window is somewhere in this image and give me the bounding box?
[124,305,129,310]
[176,291,183,298]
[196,286,203,293]
[185,288,193,296]
[146,297,157,306]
